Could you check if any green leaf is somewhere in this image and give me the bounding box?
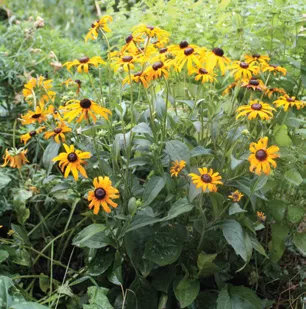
[43,140,61,172]
[0,171,11,190]
[132,122,153,136]
[190,146,212,157]
[293,233,306,256]
[250,236,268,258]
[165,198,193,220]
[10,303,50,309]
[165,140,190,165]
[151,266,176,293]
[72,224,112,249]
[83,286,113,309]
[269,200,287,223]
[231,154,243,170]
[0,250,9,263]
[173,277,200,308]
[12,190,32,225]
[39,275,49,293]
[221,219,248,262]
[217,0,231,11]
[88,250,114,276]
[197,252,218,278]
[124,215,161,234]
[284,169,303,186]
[287,206,304,223]
[11,248,31,267]
[143,176,165,206]
[273,124,292,146]
[270,223,290,262]
[217,285,262,309]
[229,203,247,215]
[210,193,225,219]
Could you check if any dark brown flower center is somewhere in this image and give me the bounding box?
[75,79,81,85]
[146,25,155,30]
[134,71,142,77]
[184,47,194,56]
[212,47,224,57]
[94,188,106,200]
[80,98,92,109]
[255,149,267,161]
[91,20,99,28]
[32,113,41,119]
[29,130,37,137]
[125,34,133,43]
[240,62,249,69]
[159,48,168,54]
[201,174,212,183]
[251,103,262,110]
[179,40,189,49]
[79,56,90,64]
[152,61,164,71]
[286,97,295,102]
[67,152,78,162]
[252,53,260,58]
[232,193,239,200]
[249,79,259,86]
[199,68,208,74]
[122,55,133,62]
[54,127,62,134]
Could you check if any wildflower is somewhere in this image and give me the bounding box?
[2,148,29,169]
[144,61,170,82]
[122,71,149,88]
[248,137,279,175]
[244,54,270,64]
[112,54,137,72]
[61,78,82,94]
[222,82,237,95]
[204,47,230,75]
[121,33,144,53]
[189,167,223,192]
[44,121,72,143]
[228,61,259,80]
[23,76,56,106]
[262,64,287,76]
[63,56,105,73]
[20,127,45,145]
[257,211,266,222]
[241,77,266,91]
[176,46,202,73]
[21,104,51,125]
[61,98,111,124]
[88,176,120,214]
[132,24,170,46]
[273,95,305,112]
[170,160,186,177]
[265,87,286,99]
[228,190,244,202]
[236,100,275,121]
[190,67,217,84]
[52,144,90,181]
[85,15,113,42]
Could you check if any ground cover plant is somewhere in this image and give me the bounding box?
[0,1,305,308]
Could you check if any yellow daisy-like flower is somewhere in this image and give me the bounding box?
[189,167,223,192]
[44,121,72,143]
[23,76,56,106]
[175,46,202,74]
[264,87,286,99]
[2,148,29,169]
[61,78,82,94]
[20,104,51,125]
[228,61,259,80]
[170,160,186,177]
[132,24,170,46]
[121,33,144,53]
[88,176,120,214]
[257,211,266,222]
[241,77,266,92]
[85,15,113,42]
[61,98,111,123]
[244,54,270,64]
[228,190,244,202]
[273,95,305,112]
[122,71,149,88]
[144,61,170,82]
[203,48,230,75]
[248,137,279,175]
[63,56,105,73]
[52,144,90,181]
[236,99,276,121]
[112,54,137,72]
[190,67,217,84]
[262,64,287,76]
[20,126,45,145]
[222,82,237,96]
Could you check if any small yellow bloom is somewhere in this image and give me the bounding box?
[121,33,144,53]
[257,211,266,222]
[244,54,270,64]
[170,160,186,177]
[228,190,244,202]
[265,87,286,99]
[88,176,120,214]
[228,61,259,80]
[20,104,52,125]
[248,137,279,175]
[112,54,137,72]
[144,61,171,82]
[203,48,230,75]
[63,56,105,73]
[241,78,266,92]
[222,82,237,96]
[236,100,276,121]
[61,78,82,94]
[85,15,113,42]
[273,95,305,112]
[189,167,223,192]
[2,148,29,169]
[52,144,90,181]
[122,71,149,88]
[132,24,170,46]
[7,230,15,236]
[262,64,287,76]
[20,127,45,145]
[190,67,216,84]
[44,121,72,143]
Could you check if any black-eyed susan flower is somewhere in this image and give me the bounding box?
[85,15,113,42]
[144,61,170,82]
[61,98,111,123]
[203,48,230,75]
[121,33,144,53]
[61,78,82,94]
[190,67,216,84]
[63,56,105,73]
[189,167,223,192]
[132,24,170,46]
[52,144,90,181]
[248,137,279,175]
[241,77,266,92]
[222,82,237,95]
[175,46,202,74]
[265,87,286,99]
[44,121,72,143]
[88,176,120,214]
[236,99,276,121]
[244,54,270,64]
[257,211,266,222]
[112,55,137,72]
[20,126,45,145]
[21,104,52,125]
[170,160,186,177]
[262,64,287,76]
[1,148,29,169]
[228,61,259,80]
[122,71,149,88]
[228,190,244,202]
[273,95,305,112]
[23,76,56,106]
